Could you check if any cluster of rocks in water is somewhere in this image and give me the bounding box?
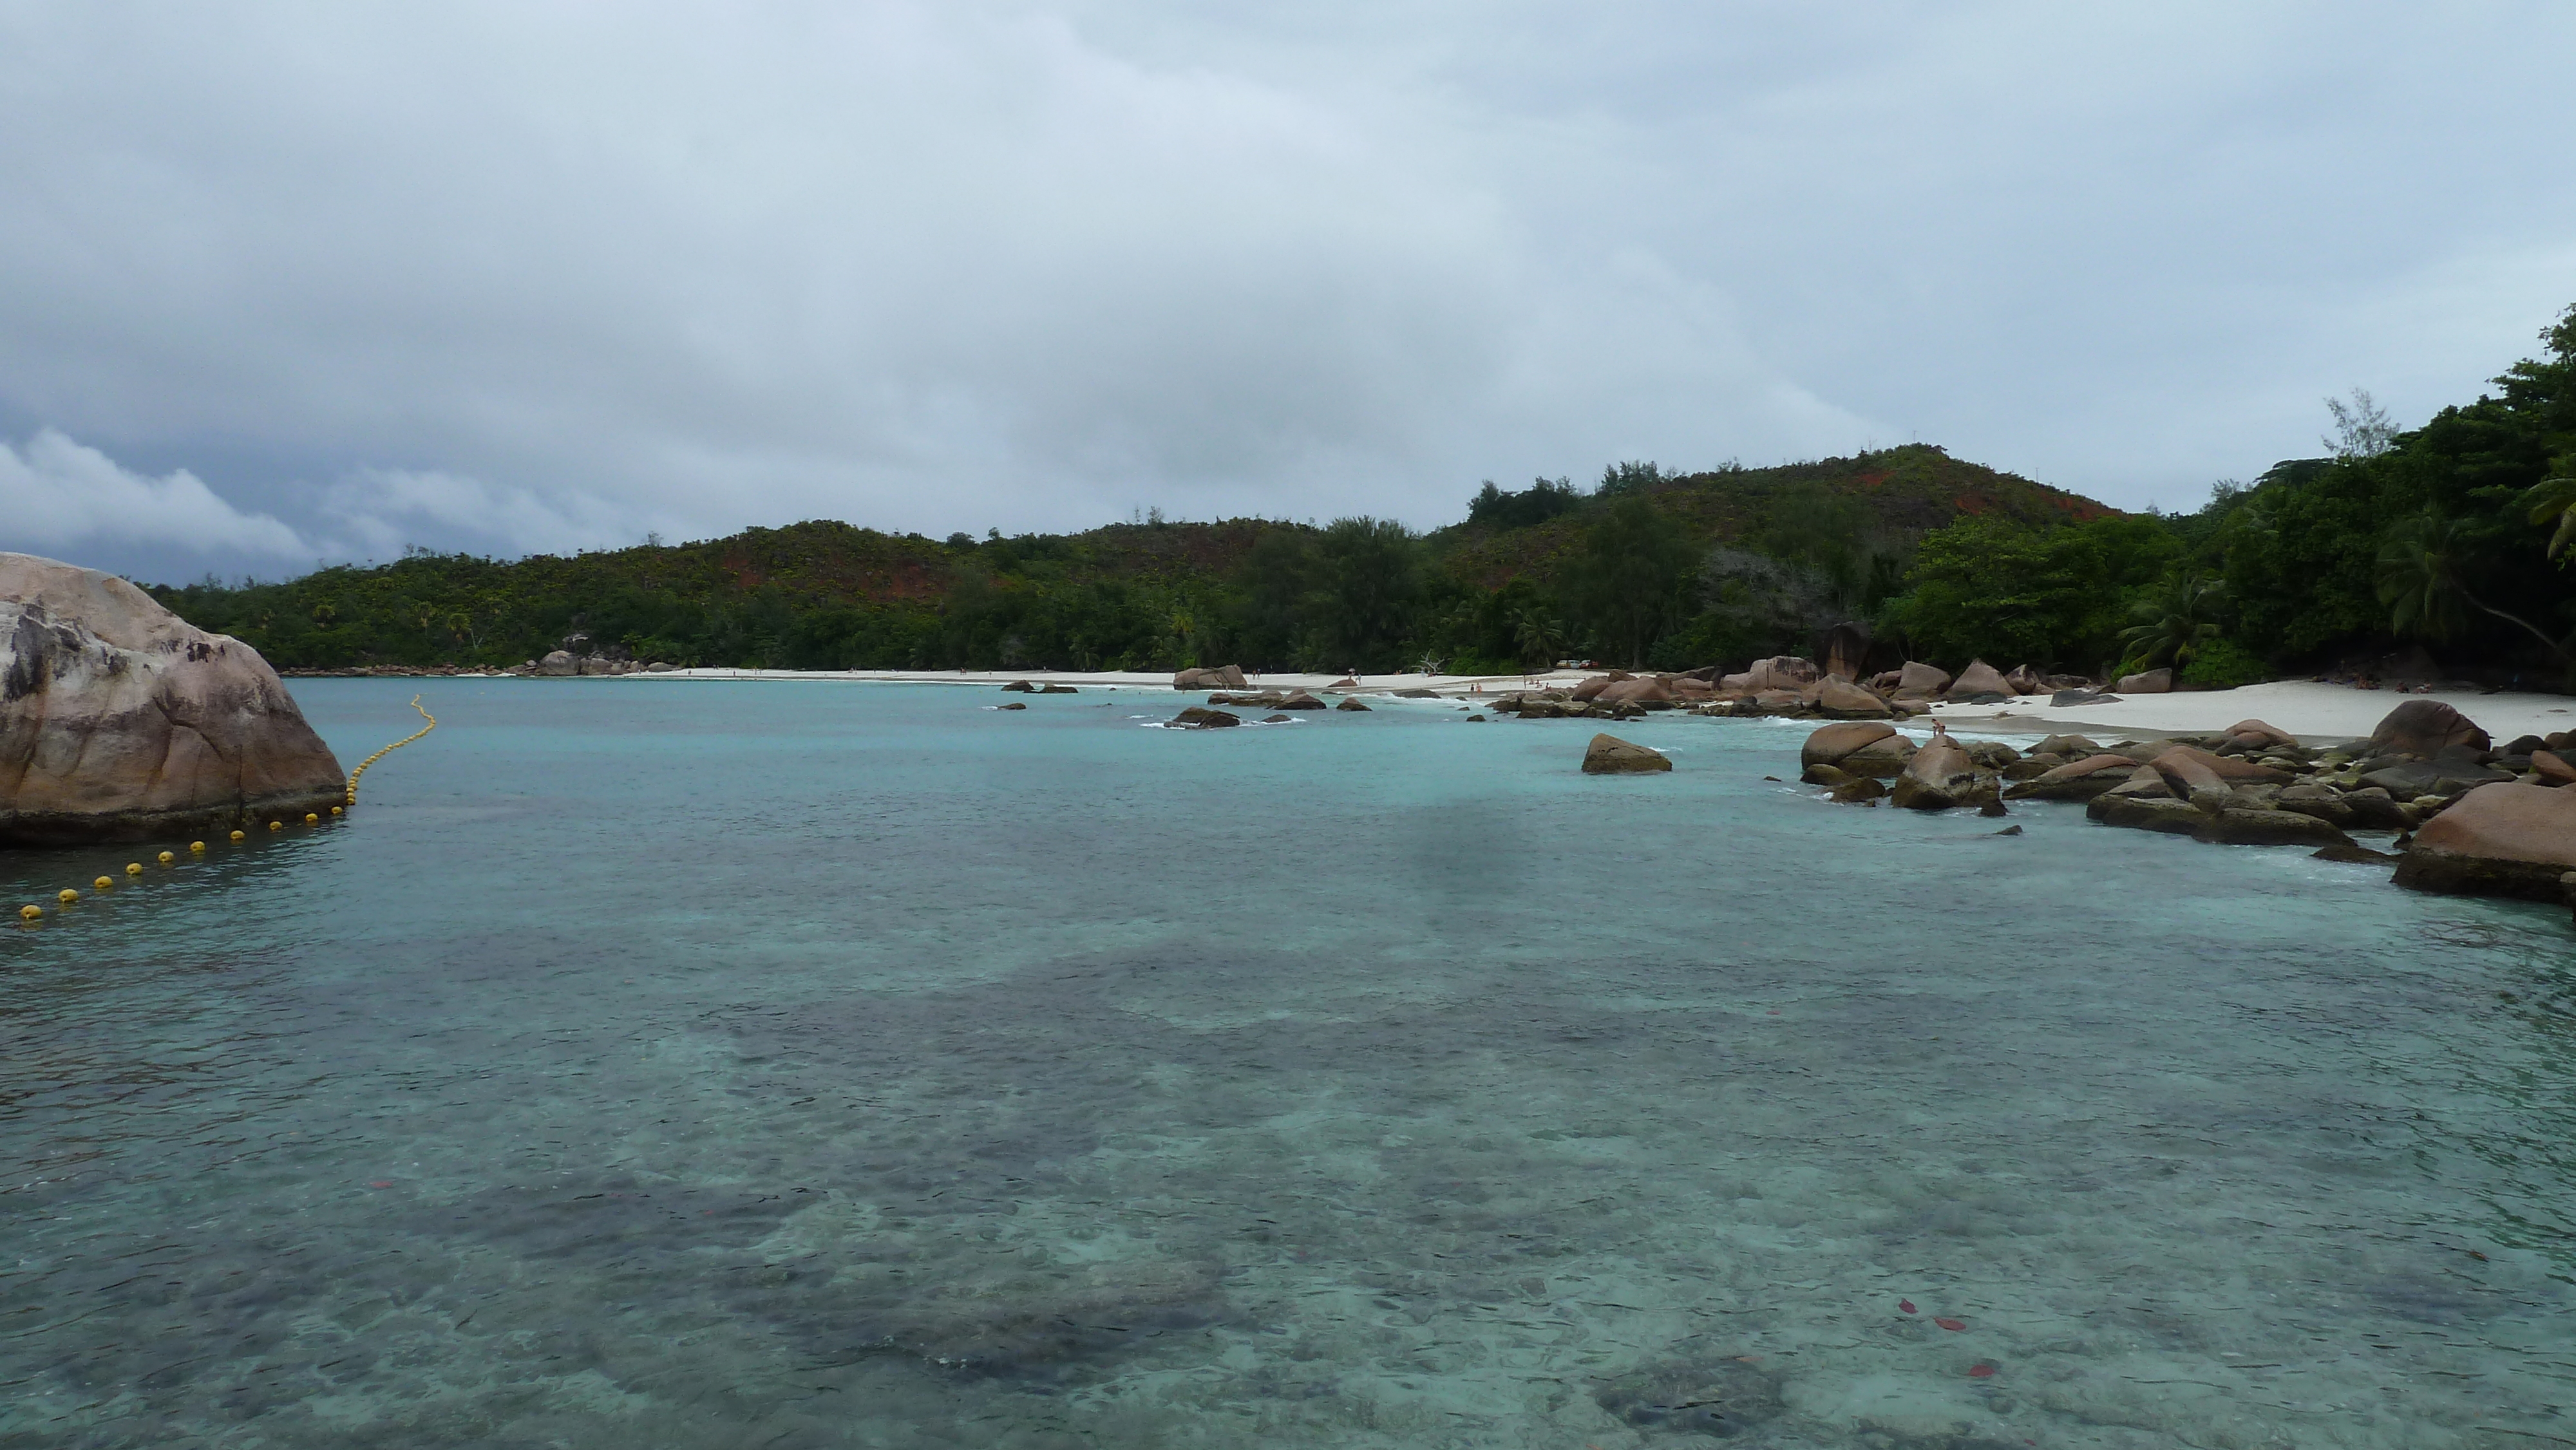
[1788,697,2576,919]
[283,649,681,677]
[1484,654,2109,722]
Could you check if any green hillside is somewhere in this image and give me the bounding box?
[142,300,2576,684]
[139,445,2107,675]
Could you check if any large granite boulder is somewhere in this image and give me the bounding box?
[1894,661,1951,697]
[2392,782,2576,900]
[1890,734,1995,811]
[1947,659,2015,701]
[1815,677,1892,719]
[2148,748,2237,814]
[2226,719,2298,749]
[2003,664,2045,696]
[1838,733,1918,778]
[533,649,579,677]
[1596,677,1674,706]
[1819,622,1871,682]
[3,552,346,845]
[2086,794,2202,834]
[2114,667,2173,693]
[1173,665,1249,691]
[2004,752,2136,802]
[1746,656,1821,692]
[1582,733,1671,774]
[2360,754,2512,799]
[1801,720,1897,768]
[2194,809,2356,850]
[2150,744,2290,786]
[1169,706,1241,728]
[1568,673,1622,703]
[2369,699,2489,758]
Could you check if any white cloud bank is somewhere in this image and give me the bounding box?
[0,428,659,578]
[3,3,2575,578]
[0,428,308,560]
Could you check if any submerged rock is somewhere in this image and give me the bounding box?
[1582,733,1671,774]
[1334,696,1371,711]
[1594,1357,1785,1438]
[1169,706,1241,729]
[3,552,346,845]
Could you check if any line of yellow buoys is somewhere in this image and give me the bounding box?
[15,695,438,925]
[345,694,438,807]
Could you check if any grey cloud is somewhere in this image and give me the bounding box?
[3,2,2573,579]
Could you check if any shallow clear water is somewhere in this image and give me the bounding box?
[5,681,2574,1449]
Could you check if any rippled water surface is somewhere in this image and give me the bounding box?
[5,680,2575,1449]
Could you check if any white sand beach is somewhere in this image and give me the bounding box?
[629,664,2576,742]
[1925,679,2576,745]
[630,666,2574,744]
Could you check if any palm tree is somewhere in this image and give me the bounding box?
[2521,469,2576,561]
[1511,607,1567,667]
[2376,508,2571,663]
[2117,572,2226,672]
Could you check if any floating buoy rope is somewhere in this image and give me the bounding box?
[16,696,437,926]
[346,694,436,806]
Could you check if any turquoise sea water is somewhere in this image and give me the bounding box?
[4,680,2573,1449]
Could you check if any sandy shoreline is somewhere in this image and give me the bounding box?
[612,667,2576,746]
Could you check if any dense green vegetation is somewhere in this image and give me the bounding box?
[1886,304,2576,684]
[147,304,2576,685]
[147,446,2102,674]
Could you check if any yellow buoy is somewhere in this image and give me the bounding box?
[58,889,77,904]
[158,851,175,865]
[268,820,283,832]
[191,840,207,852]
[230,829,245,842]
[93,876,113,890]
[305,813,319,825]
[125,863,142,876]
[18,905,39,921]
[330,805,343,816]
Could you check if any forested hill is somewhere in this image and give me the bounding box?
[142,444,2103,675]
[142,302,2576,685]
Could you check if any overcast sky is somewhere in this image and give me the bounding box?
[5,3,2574,585]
